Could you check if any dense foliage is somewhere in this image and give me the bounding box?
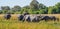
[0,0,60,14]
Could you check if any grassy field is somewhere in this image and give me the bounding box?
[0,14,60,29]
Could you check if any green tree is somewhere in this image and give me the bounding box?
[21,5,31,14]
[48,6,57,14]
[1,6,10,14]
[12,5,21,11]
[55,2,60,13]
[7,10,15,14]
[39,3,48,14]
[39,10,45,14]
[1,6,10,10]
[39,3,46,9]
[30,0,39,10]
[0,10,3,14]
[23,5,30,9]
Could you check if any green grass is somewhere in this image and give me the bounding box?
[0,14,60,29]
[0,20,60,29]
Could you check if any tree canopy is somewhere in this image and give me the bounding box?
[0,0,60,14]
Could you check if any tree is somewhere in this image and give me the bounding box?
[21,5,31,14]
[39,10,45,14]
[7,10,15,14]
[39,3,48,14]
[30,0,39,10]
[1,6,10,14]
[55,2,60,8]
[39,3,46,9]
[1,6,10,10]
[55,2,60,13]
[48,6,57,14]
[0,10,3,14]
[12,5,21,11]
[23,5,30,9]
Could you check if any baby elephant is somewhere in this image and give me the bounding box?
[4,14,11,20]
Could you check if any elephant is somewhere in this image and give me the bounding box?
[40,16,59,21]
[4,14,11,20]
[24,15,41,22]
[18,14,25,22]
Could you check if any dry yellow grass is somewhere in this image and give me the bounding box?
[0,14,60,29]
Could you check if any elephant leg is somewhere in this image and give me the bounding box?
[26,19,31,22]
[56,18,59,22]
[45,19,48,22]
[22,19,25,22]
[32,19,36,22]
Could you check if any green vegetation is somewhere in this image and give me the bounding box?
[0,0,60,14]
[0,20,60,29]
[0,14,60,29]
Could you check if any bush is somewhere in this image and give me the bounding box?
[0,10,3,14]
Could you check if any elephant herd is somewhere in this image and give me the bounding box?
[4,14,59,22]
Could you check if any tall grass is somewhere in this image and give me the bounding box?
[0,14,60,29]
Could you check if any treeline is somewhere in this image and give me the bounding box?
[0,0,60,14]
